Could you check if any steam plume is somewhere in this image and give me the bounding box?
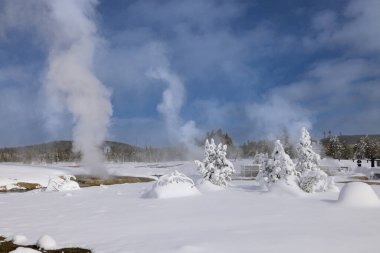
[148,65,201,153]
[44,0,112,176]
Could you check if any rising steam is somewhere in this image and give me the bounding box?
[44,0,112,176]
[148,65,201,152]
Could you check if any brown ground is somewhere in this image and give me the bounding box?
[0,236,91,253]
[74,175,154,187]
[0,182,42,193]
[0,175,154,193]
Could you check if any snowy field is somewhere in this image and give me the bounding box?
[1,160,380,253]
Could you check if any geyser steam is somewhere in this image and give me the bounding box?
[149,64,201,155]
[149,67,185,143]
[44,0,112,176]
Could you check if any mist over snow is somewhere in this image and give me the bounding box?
[0,0,379,147]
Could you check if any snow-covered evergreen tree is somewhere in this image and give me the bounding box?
[296,127,320,173]
[296,128,329,193]
[257,140,298,187]
[253,152,268,165]
[325,136,343,160]
[354,136,367,159]
[195,139,235,186]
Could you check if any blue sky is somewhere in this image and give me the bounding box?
[0,0,379,147]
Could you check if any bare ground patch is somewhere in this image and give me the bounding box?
[0,237,91,253]
[0,182,42,193]
[74,175,154,187]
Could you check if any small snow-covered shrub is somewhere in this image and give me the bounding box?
[195,139,235,186]
[37,235,57,250]
[296,128,335,193]
[299,170,328,193]
[257,140,298,188]
[45,175,80,192]
[144,171,200,199]
[155,170,195,187]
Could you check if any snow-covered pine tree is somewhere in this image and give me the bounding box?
[325,136,343,160]
[296,127,329,193]
[296,127,320,173]
[195,139,235,186]
[253,152,268,165]
[256,140,298,187]
[354,136,367,159]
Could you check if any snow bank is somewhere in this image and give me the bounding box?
[144,171,201,199]
[36,235,57,250]
[0,164,66,191]
[268,177,306,197]
[338,182,380,207]
[10,248,41,253]
[196,179,224,192]
[45,175,80,192]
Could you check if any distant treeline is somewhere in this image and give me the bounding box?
[320,135,380,160]
[0,141,189,163]
[1,131,379,163]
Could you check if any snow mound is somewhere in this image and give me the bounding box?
[196,179,224,192]
[36,235,57,250]
[338,182,380,207]
[326,177,340,192]
[45,175,80,192]
[268,177,305,197]
[12,235,28,245]
[10,247,41,253]
[144,171,201,199]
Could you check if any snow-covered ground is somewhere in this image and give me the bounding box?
[1,161,380,253]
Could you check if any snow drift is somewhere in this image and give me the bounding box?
[12,235,28,245]
[196,179,225,192]
[338,182,380,207]
[268,176,306,197]
[9,248,41,253]
[144,171,200,199]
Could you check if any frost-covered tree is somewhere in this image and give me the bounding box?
[354,135,379,159]
[296,128,330,193]
[282,128,296,158]
[325,136,343,160]
[257,140,298,187]
[253,152,268,165]
[195,139,235,186]
[296,128,320,173]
